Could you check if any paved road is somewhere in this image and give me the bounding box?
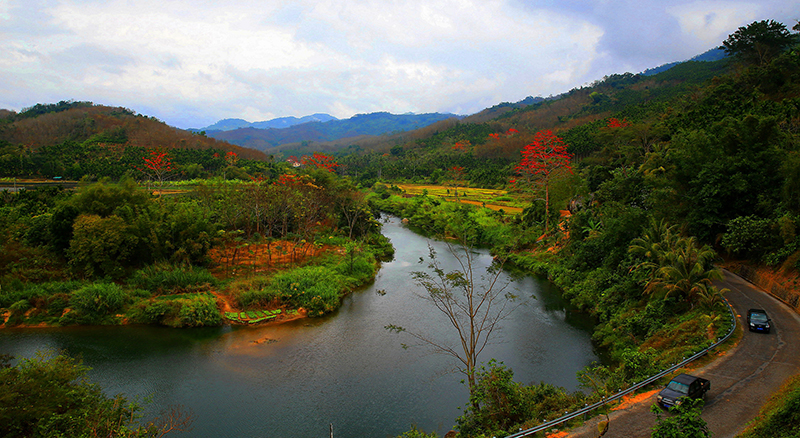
[564,270,800,438]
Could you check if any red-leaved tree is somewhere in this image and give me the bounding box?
[449,165,465,201]
[512,130,573,233]
[137,149,175,195]
[301,153,339,172]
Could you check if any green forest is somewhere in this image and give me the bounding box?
[1,19,799,438]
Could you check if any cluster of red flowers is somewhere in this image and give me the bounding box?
[300,153,339,172]
[140,151,173,173]
[513,130,573,179]
[275,173,304,186]
[607,118,631,128]
[488,128,519,139]
[452,140,471,151]
[225,151,239,165]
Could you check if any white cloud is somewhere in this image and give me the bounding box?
[0,0,797,129]
[668,1,761,48]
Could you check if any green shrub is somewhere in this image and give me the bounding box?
[738,374,800,438]
[175,294,221,327]
[236,288,281,308]
[272,266,343,317]
[128,263,217,295]
[329,250,377,287]
[68,283,128,322]
[9,299,31,313]
[128,293,221,327]
[395,426,440,438]
[127,299,177,324]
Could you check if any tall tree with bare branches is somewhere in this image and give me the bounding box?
[386,238,516,403]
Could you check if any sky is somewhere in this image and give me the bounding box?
[1,0,798,129]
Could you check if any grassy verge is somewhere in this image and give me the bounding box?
[736,372,800,437]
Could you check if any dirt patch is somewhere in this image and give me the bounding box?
[208,240,338,278]
[612,389,659,411]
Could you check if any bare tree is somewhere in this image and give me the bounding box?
[386,240,517,401]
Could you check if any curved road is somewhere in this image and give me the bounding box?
[565,270,800,438]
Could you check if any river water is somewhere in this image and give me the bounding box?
[0,216,599,437]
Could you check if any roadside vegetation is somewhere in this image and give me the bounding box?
[737,373,800,438]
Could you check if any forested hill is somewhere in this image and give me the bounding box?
[208,111,462,152]
[333,57,735,188]
[0,101,268,180]
[0,102,264,159]
[338,20,800,247]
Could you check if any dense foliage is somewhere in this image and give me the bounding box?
[0,154,385,327]
[380,19,799,438]
[0,351,192,437]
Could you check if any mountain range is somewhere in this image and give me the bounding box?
[195,113,338,132]
[205,111,463,152]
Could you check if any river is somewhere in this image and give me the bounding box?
[0,216,599,437]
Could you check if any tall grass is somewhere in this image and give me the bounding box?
[127,293,221,327]
[128,263,217,295]
[64,283,129,324]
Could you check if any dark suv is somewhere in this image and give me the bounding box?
[747,309,771,333]
[657,373,710,409]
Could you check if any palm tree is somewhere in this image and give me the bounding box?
[629,218,679,280]
[645,237,724,306]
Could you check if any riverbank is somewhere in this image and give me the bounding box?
[0,235,389,330]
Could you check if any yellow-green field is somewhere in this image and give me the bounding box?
[393,184,525,214]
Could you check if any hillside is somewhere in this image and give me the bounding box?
[209,111,462,152]
[0,102,264,159]
[0,101,269,180]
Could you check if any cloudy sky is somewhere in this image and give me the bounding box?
[1,0,798,129]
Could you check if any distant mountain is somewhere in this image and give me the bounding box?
[252,113,337,130]
[199,118,251,131]
[642,48,727,76]
[209,111,462,151]
[195,113,337,132]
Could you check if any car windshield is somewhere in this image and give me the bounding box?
[666,381,689,394]
[751,313,768,323]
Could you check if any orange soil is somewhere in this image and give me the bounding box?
[611,389,659,411]
[206,239,337,325]
[208,240,336,278]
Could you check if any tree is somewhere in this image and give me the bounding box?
[512,130,573,233]
[0,351,192,438]
[629,218,680,282]
[137,149,175,194]
[721,19,798,66]
[68,214,137,279]
[650,398,710,438]
[385,240,515,402]
[644,237,724,307]
[449,165,465,200]
[301,152,339,172]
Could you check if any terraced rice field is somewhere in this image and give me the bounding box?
[393,184,524,214]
